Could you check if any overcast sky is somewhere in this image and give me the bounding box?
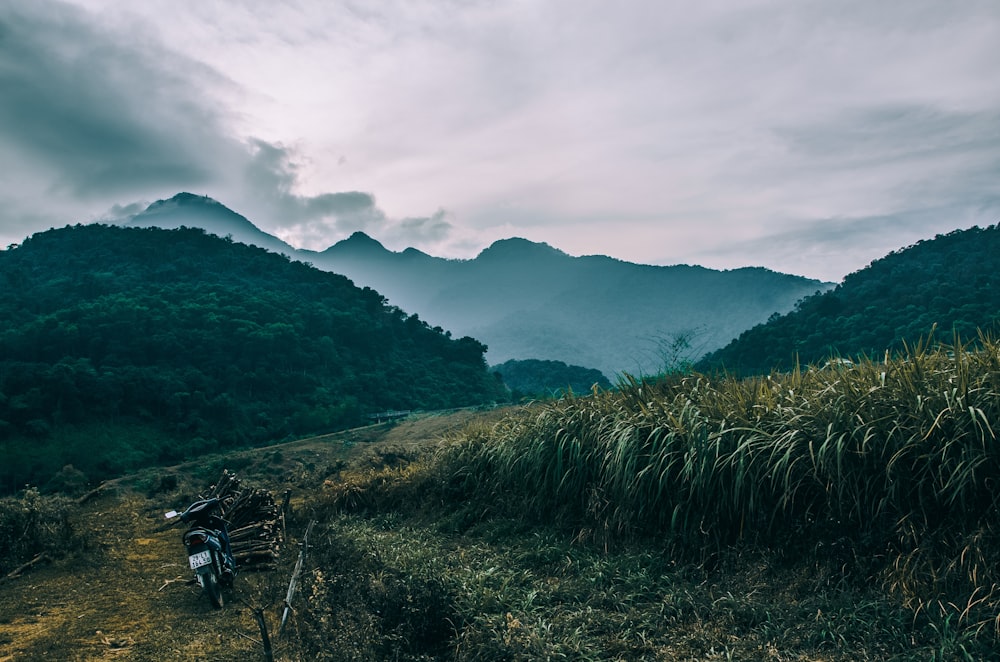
[1,0,998,281]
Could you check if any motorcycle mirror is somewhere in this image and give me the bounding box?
[165,510,179,519]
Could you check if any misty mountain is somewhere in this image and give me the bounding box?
[125,193,832,377]
[696,225,1000,375]
[127,192,300,257]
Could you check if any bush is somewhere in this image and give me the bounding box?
[296,521,460,661]
[42,464,89,496]
[0,487,82,574]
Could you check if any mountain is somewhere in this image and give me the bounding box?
[121,194,833,377]
[0,224,507,492]
[126,192,299,256]
[696,225,1000,375]
[304,236,832,379]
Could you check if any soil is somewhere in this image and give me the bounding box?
[0,409,487,661]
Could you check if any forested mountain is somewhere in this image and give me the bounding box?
[126,193,830,378]
[0,224,507,492]
[491,358,613,400]
[696,225,1000,375]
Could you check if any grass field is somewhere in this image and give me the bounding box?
[2,337,999,660]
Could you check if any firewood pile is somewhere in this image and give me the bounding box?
[206,470,283,570]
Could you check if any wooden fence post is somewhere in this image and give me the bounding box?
[279,519,315,636]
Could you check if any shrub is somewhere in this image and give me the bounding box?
[296,520,460,661]
[42,464,89,496]
[0,487,82,574]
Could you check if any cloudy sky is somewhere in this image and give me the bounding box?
[1,0,997,281]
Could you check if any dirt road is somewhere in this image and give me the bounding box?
[0,409,488,661]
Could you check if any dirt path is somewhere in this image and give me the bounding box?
[0,409,488,661]
[0,492,285,661]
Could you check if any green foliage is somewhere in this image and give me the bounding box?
[0,225,507,492]
[697,224,1000,375]
[491,358,612,400]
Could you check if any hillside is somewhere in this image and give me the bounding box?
[697,225,1000,375]
[125,193,831,378]
[0,225,506,493]
[490,358,613,400]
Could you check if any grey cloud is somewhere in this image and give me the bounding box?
[238,137,456,251]
[775,105,1000,173]
[0,2,236,198]
[699,204,999,283]
[702,102,1000,280]
[0,2,417,250]
[242,139,386,230]
[101,201,148,220]
[393,210,453,244]
[301,192,383,222]
[777,104,999,218]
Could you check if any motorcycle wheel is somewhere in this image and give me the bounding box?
[203,570,224,609]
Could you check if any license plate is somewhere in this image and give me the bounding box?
[189,550,212,569]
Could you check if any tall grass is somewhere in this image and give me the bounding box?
[433,333,1000,634]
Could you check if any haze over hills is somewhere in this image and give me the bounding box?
[125,193,831,377]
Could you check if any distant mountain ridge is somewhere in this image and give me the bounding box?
[125,193,832,377]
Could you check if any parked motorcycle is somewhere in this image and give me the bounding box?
[165,497,236,609]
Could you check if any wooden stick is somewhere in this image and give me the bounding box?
[2,552,49,582]
[157,576,191,591]
[76,482,108,505]
[279,520,315,636]
[252,607,275,662]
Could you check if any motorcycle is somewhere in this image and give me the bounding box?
[165,497,236,609]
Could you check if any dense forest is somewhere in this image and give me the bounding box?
[697,225,1000,375]
[0,225,507,492]
[490,358,613,401]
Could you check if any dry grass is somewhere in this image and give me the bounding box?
[421,334,1000,650]
[4,385,998,659]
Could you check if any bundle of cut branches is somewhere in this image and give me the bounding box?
[204,470,283,570]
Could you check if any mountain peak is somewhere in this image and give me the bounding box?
[324,231,389,255]
[345,231,385,248]
[129,192,295,255]
[477,237,567,261]
[145,192,224,211]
